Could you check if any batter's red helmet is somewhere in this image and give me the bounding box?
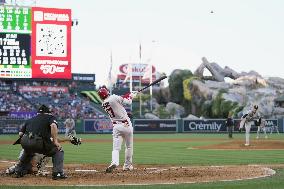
[98,87,109,100]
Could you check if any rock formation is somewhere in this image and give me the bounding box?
[190,57,284,118]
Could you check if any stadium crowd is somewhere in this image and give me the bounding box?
[0,80,106,120]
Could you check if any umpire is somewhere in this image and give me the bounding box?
[226,113,234,139]
[14,104,67,180]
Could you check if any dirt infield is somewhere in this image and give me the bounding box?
[0,162,276,186]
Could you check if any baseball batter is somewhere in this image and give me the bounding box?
[98,87,137,173]
[240,105,259,146]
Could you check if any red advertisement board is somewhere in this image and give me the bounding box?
[18,86,69,93]
[31,7,71,79]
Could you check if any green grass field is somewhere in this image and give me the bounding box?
[1,133,284,189]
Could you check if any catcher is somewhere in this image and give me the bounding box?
[8,105,80,179]
[6,134,81,176]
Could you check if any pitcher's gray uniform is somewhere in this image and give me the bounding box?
[240,105,259,146]
[98,87,136,172]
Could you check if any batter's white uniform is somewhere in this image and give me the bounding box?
[102,93,133,169]
[241,109,258,146]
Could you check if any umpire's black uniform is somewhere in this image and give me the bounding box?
[14,105,67,179]
[226,116,234,138]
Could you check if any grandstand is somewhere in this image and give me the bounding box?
[0,75,107,121]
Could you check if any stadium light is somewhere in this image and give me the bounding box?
[72,19,79,27]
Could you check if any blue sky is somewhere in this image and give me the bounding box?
[35,0,284,85]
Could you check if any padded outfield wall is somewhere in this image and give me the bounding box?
[0,118,282,134]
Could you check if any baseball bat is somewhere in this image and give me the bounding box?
[138,75,167,92]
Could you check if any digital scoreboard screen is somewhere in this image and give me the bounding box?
[0,5,71,79]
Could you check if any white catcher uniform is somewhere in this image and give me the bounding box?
[101,93,134,171]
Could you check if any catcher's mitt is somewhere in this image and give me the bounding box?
[68,134,82,145]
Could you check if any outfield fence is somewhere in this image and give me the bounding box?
[0,118,283,134]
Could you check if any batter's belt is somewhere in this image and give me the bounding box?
[112,120,129,126]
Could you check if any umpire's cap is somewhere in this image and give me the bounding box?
[38,104,51,113]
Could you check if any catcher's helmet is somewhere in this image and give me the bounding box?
[38,104,51,113]
[98,87,109,100]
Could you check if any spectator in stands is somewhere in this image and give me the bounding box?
[2,80,106,120]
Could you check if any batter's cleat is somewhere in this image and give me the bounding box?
[244,143,250,146]
[52,172,68,180]
[123,165,134,171]
[256,136,259,139]
[5,165,16,175]
[106,164,117,173]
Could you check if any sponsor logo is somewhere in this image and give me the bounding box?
[2,128,19,134]
[40,65,65,74]
[95,120,112,131]
[265,120,277,127]
[119,64,156,76]
[188,121,222,131]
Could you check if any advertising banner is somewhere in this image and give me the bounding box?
[183,119,279,133]
[234,119,278,132]
[72,73,96,82]
[0,126,19,134]
[0,118,66,134]
[18,86,68,93]
[117,63,157,83]
[84,119,113,133]
[8,111,37,119]
[31,7,72,79]
[134,119,177,132]
[0,119,23,134]
[183,119,226,132]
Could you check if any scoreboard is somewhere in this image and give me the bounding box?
[0,5,71,79]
